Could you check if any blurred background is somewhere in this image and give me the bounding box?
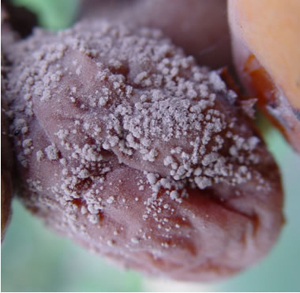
[2,0,300,291]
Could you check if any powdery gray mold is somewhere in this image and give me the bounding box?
[1,7,17,240]
[80,0,232,70]
[4,20,283,281]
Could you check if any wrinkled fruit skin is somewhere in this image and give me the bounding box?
[3,20,283,281]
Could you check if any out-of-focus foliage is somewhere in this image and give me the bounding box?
[12,0,80,30]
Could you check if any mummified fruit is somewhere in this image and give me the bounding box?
[3,20,283,281]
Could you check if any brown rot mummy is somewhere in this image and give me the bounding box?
[2,19,284,281]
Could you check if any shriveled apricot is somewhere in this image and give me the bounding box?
[2,20,283,281]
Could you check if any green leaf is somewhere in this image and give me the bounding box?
[12,0,80,30]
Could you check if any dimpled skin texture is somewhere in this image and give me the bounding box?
[3,20,283,281]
